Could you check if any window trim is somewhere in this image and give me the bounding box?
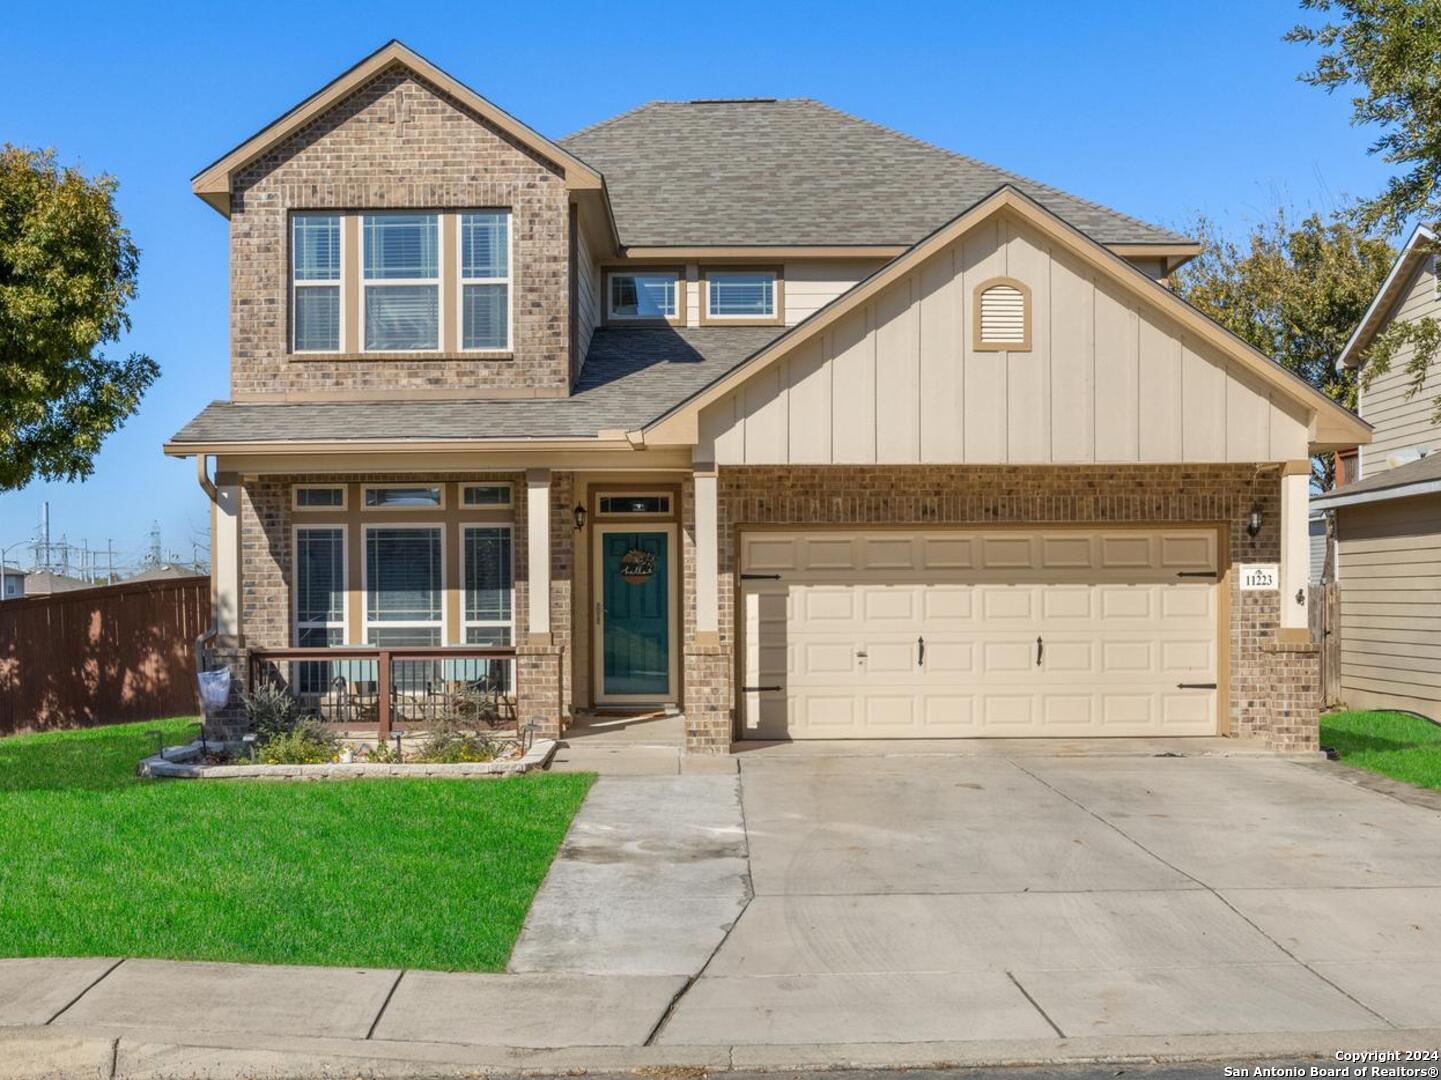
[360,211,444,355]
[292,525,348,647]
[595,491,675,518]
[603,266,685,326]
[360,522,448,646]
[972,276,1033,353]
[292,484,348,511]
[361,483,446,511]
[457,210,514,354]
[699,265,784,326]
[461,482,513,508]
[290,212,344,355]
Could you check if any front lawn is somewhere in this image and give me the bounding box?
[0,719,592,972]
[1321,709,1441,792]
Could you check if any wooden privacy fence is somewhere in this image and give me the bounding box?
[1309,581,1342,707]
[0,576,210,735]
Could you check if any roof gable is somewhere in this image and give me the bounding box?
[643,186,1370,455]
[1338,224,1437,371]
[192,41,605,215]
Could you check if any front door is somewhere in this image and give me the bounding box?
[598,529,673,700]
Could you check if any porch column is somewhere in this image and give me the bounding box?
[526,468,551,642]
[694,462,719,642]
[1279,461,1310,640]
[213,473,242,639]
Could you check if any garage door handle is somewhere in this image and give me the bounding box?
[917,636,925,667]
[1036,635,1044,668]
[1177,682,1217,690]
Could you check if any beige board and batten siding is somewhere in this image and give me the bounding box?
[1337,494,1441,718]
[1359,257,1441,476]
[698,214,1310,465]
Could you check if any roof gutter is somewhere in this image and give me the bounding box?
[1311,476,1441,511]
[163,436,636,458]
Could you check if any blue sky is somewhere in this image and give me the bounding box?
[0,0,1393,572]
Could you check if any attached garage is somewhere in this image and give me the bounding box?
[740,528,1221,739]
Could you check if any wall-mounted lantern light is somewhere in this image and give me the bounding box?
[1245,503,1263,539]
[573,504,587,531]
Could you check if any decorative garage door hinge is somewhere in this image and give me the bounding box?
[1176,571,1219,578]
[743,685,783,693]
[741,572,782,580]
[1176,682,1218,689]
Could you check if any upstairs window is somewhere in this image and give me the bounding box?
[291,214,341,352]
[608,271,680,322]
[703,268,779,322]
[973,277,1031,352]
[363,213,439,351]
[461,211,510,351]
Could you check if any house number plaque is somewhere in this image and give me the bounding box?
[1238,564,1279,591]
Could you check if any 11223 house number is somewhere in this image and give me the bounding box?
[1239,564,1279,591]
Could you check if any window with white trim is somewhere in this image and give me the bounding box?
[295,527,345,647]
[463,525,513,646]
[363,213,439,351]
[460,211,510,350]
[292,214,341,352]
[294,485,345,510]
[363,484,443,509]
[608,271,678,320]
[706,270,775,318]
[462,483,511,507]
[365,526,443,646]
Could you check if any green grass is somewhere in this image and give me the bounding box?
[0,719,593,972]
[1321,709,1441,791]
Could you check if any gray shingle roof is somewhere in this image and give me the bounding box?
[1311,451,1441,507]
[169,326,784,445]
[560,98,1190,248]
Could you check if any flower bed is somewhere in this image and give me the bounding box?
[139,736,556,780]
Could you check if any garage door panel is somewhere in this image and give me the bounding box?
[741,527,1219,740]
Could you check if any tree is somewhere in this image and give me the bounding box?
[1169,207,1395,489]
[1288,1,1441,424]
[0,146,157,491]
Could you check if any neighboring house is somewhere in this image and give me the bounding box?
[1,565,23,600]
[1309,513,1328,587]
[126,564,205,584]
[22,569,91,596]
[1312,224,1441,718]
[165,41,1369,752]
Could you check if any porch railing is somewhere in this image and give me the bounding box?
[247,646,518,739]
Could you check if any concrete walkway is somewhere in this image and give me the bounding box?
[5,748,1441,1077]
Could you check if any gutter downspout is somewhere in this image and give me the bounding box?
[193,454,219,668]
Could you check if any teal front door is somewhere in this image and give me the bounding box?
[601,530,670,697]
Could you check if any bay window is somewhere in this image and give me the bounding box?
[364,526,443,646]
[363,213,439,351]
[292,214,341,351]
[461,211,510,350]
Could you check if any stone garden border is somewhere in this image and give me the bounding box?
[138,738,557,780]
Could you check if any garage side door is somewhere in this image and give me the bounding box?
[740,529,1219,739]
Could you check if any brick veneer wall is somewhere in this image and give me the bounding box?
[220,469,573,740]
[694,464,1317,752]
[229,65,571,398]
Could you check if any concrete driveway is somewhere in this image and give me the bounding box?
[645,750,1441,1047]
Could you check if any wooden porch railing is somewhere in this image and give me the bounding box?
[248,646,518,739]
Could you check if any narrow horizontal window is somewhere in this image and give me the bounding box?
[462,483,512,507]
[707,271,775,318]
[294,486,345,509]
[292,214,341,352]
[363,213,439,351]
[363,485,443,509]
[598,494,671,515]
[461,211,510,350]
[609,272,678,319]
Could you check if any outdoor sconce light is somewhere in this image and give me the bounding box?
[573,504,587,531]
[1245,503,1263,539]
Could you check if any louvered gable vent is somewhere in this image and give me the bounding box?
[973,277,1031,351]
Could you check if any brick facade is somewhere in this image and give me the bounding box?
[229,66,571,398]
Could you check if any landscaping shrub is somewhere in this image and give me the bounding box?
[256,717,339,765]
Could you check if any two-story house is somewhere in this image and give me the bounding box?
[167,41,1369,753]
[1312,224,1441,718]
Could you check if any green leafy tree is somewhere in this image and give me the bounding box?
[1288,1,1441,424]
[0,146,158,491]
[1170,207,1395,489]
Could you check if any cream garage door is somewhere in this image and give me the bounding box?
[740,529,1219,739]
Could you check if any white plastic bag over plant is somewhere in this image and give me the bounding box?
[197,668,232,713]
